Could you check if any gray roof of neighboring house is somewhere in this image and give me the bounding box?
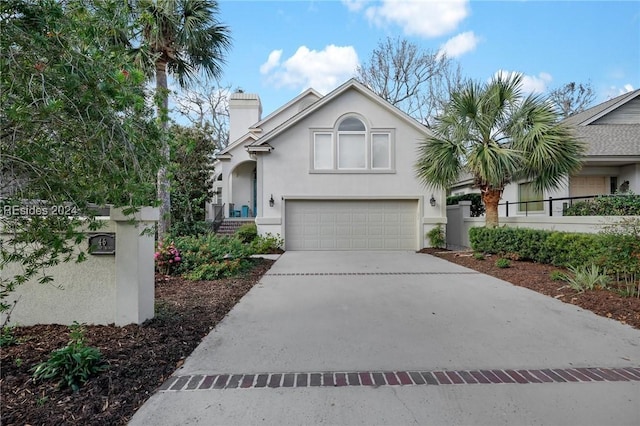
[575,124,640,156]
[563,89,640,157]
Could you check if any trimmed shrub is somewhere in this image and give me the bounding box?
[447,193,485,217]
[469,226,604,266]
[469,227,549,262]
[235,222,258,243]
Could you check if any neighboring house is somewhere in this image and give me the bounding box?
[449,89,640,216]
[208,79,445,250]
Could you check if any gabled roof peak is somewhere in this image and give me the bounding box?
[563,89,640,126]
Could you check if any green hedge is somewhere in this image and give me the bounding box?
[447,193,485,217]
[563,194,640,216]
[468,226,639,274]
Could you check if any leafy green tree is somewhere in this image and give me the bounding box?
[1,0,162,312]
[169,125,215,227]
[415,73,585,227]
[128,0,231,239]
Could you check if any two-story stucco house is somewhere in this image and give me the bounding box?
[209,79,445,251]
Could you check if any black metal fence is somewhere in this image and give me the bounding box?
[500,194,624,217]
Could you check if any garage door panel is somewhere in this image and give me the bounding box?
[286,200,417,251]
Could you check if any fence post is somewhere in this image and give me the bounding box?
[111,207,159,326]
[549,197,553,217]
[505,200,509,217]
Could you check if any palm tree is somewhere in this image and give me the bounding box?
[131,0,231,238]
[415,73,585,228]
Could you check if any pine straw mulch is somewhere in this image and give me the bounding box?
[1,258,274,426]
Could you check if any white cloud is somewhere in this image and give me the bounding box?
[438,31,479,58]
[260,50,283,75]
[360,0,469,38]
[605,83,635,99]
[342,0,368,12]
[494,70,553,94]
[261,45,359,94]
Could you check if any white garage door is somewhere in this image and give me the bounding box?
[285,200,418,250]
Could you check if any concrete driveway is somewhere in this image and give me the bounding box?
[130,251,640,425]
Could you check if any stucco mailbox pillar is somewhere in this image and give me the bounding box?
[111,207,158,326]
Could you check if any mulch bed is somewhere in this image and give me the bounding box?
[421,248,640,330]
[2,251,639,425]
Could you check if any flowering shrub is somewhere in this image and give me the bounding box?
[155,240,182,275]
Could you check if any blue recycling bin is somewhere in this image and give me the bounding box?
[241,205,249,217]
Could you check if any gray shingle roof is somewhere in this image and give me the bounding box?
[562,89,640,157]
[563,89,639,126]
[575,124,640,156]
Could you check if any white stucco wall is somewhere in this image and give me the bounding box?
[619,163,640,193]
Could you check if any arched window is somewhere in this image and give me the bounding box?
[338,117,366,131]
[312,114,393,172]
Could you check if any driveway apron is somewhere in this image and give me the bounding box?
[130,251,640,426]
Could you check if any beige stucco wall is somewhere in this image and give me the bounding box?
[1,207,158,326]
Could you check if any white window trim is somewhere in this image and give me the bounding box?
[370,132,391,170]
[313,132,333,170]
[310,126,395,174]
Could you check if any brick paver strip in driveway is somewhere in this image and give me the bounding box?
[130,252,640,426]
[160,367,640,391]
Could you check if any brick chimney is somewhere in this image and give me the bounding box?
[228,92,262,143]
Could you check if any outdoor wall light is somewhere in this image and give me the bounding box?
[269,194,275,207]
[430,194,436,207]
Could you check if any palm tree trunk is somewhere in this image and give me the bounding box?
[482,188,502,228]
[156,59,170,239]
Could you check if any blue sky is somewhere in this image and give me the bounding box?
[212,0,639,116]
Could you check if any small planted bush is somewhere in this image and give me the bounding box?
[185,258,249,281]
[426,224,446,249]
[0,326,17,347]
[235,223,258,243]
[473,252,485,260]
[549,270,567,281]
[249,233,284,254]
[32,322,107,391]
[154,240,182,275]
[565,264,610,293]
[172,234,254,280]
[495,258,511,268]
